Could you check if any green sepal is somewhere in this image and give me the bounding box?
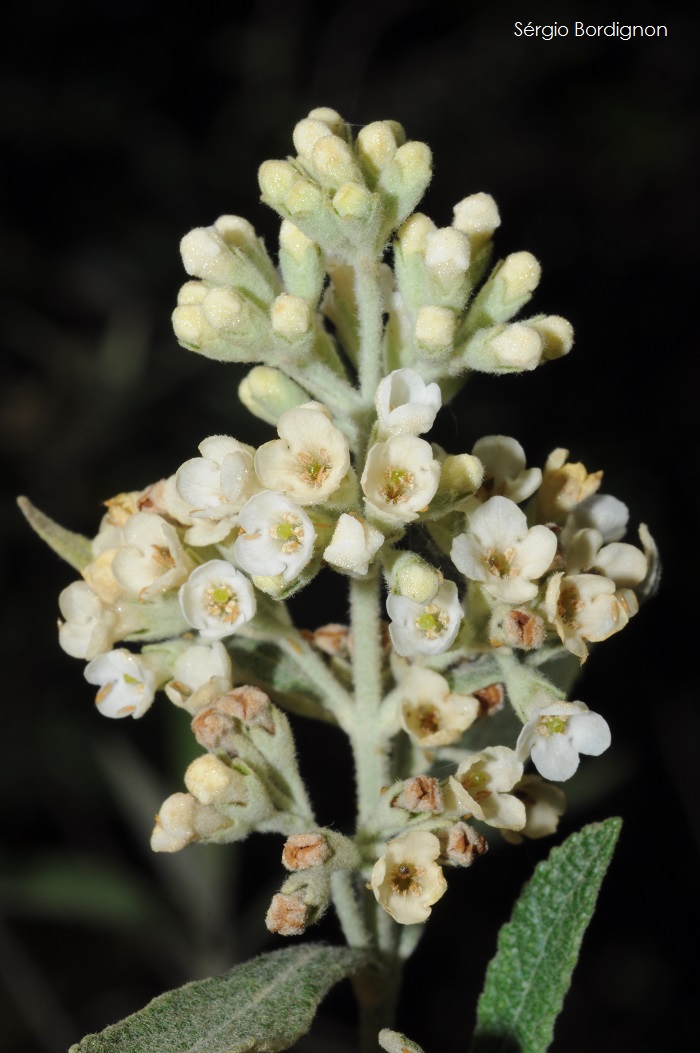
[471,818,622,1053]
[69,943,369,1053]
[18,496,93,572]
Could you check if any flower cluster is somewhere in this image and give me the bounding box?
[23,107,656,939]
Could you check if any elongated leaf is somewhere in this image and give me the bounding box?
[70,943,368,1053]
[471,817,621,1053]
[17,495,92,571]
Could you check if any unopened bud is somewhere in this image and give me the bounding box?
[271,293,312,340]
[258,160,301,205]
[311,136,361,189]
[332,181,374,220]
[184,754,248,807]
[357,121,399,179]
[214,214,258,250]
[150,792,229,853]
[528,315,574,360]
[306,107,347,138]
[397,213,435,255]
[177,281,207,306]
[202,288,249,332]
[293,117,336,159]
[452,192,501,252]
[180,227,236,284]
[239,366,309,426]
[265,892,309,936]
[415,305,456,354]
[437,453,484,504]
[279,219,316,261]
[424,227,471,276]
[460,322,542,373]
[285,180,324,217]
[392,552,442,604]
[282,833,331,871]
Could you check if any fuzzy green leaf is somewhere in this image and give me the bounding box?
[70,943,367,1053]
[471,817,621,1053]
[17,496,93,572]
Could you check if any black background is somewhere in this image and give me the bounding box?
[2,2,698,1051]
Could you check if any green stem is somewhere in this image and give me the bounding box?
[355,255,384,408]
[350,572,389,826]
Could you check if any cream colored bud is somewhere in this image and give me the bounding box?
[258,160,300,204]
[184,754,246,807]
[271,293,312,340]
[238,365,309,426]
[499,252,541,301]
[311,136,360,188]
[453,192,501,250]
[332,181,374,219]
[265,892,309,936]
[397,213,435,254]
[394,555,442,604]
[214,214,257,249]
[279,219,316,261]
[180,227,233,283]
[177,281,207,306]
[293,118,335,159]
[439,453,484,500]
[307,107,346,137]
[393,140,431,182]
[202,288,247,331]
[529,315,574,359]
[490,323,542,369]
[172,304,205,345]
[285,180,324,216]
[282,833,331,871]
[424,228,471,274]
[357,121,399,174]
[415,305,456,353]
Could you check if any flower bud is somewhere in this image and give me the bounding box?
[306,107,347,138]
[270,293,312,340]
[258,159,301,205]
[311,136,362,189]
[452,192,501,252]
[390,552,442,604]
[459,322,543,373]
[415,306,456,354]
[278,220,324,303]
[265,892,310,936]
[238,366,309,426]
[332,181,374,220]
[180,227,237,284]
[282,833,331,871]
[293,117,336,159]
[377,140,432,233]
[465,252,541,332]
[356,120,400,181]
[184,753,248,807]
[528,315,574,360]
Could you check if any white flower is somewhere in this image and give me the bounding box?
[323,513,384,576]
[176,436,260,522]
[111,512,194,600]
[470,435,541,505]
[375,369,441,437]
[254,402,350,505]
[84,648,158,719]
[502,775,566,844]
[444,746,526,830]
[565,528,647,588]
[58,581,118,660]
[362,436,440,523]
[164,640,232,712]
[545,571,635,661]
[234,491,315,582]
[451,496,556,603]
[560,493,629,547]
[179,560,256,639]
[370,831,447,924]
[516,701,611,781]
[399,668,479,748]
[387,580,463,657]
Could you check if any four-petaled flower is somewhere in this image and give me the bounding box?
[371,831,447,924]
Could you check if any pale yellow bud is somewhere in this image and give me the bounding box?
[395,559,442,604]
[279,219,316,261]
[393,140,431,182]
[529,315,574,359]
[285,180,324,216]
[271,293,312,340]
[332,181,373,219]
[184,754,246,807]
[439,453,484,499]
[238,366,309,426]
[398,213,436,255]
[177,281,207,306]
[499,252,541,301]
[490,323,542,369]
[293,117,335,159]
[214,214,258,250]
[172,304,205,345]
[307,107,346,136]
[415,305,456,353]
[357,121,399,173]
[453,192,501,251]
[311,136,360,188]
[258,160,300,204]
[202,288,248,331]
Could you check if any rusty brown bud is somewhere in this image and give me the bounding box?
[444,822,488,866]
[473,683,505,718]
[265,892,309,936]
[393,775,444,814]
[282,833,331,871]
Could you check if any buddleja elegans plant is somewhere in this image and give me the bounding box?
[21,107,658,1053]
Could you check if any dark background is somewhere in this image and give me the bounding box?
[2,2,697,1051]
